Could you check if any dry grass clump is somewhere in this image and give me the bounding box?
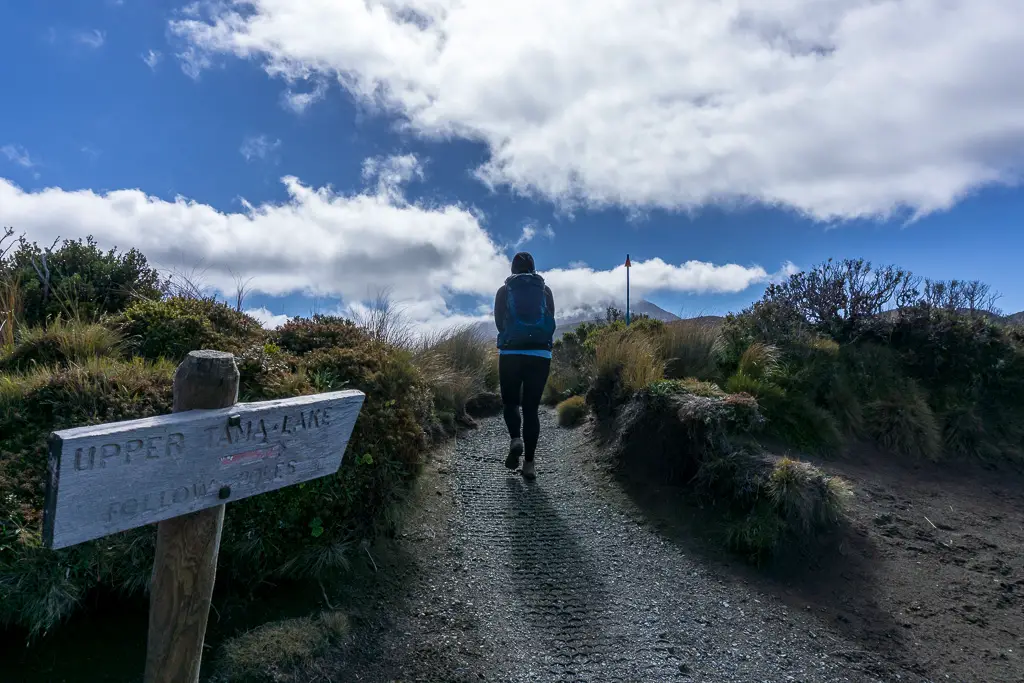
[0,318,124,372]
[556,395,587,427]
[660,321,722,381]
[595,330,663,393]
[215,611,350,683]
[414,324,497,419]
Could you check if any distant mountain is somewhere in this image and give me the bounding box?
[1004,311,1024,326]
[472,299,683,342]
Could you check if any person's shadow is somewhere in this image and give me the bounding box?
[504,476,611,655]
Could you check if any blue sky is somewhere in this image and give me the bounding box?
[2,0,1023,329]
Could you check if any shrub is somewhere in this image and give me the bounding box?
[0,328,432,635]
[275,315,367,356]
[0,358,175,634]
[611,383,763,483]
[556,396,587,427]
[0,319,124,373]
[3,235,164,328]
[588,330,664,425]
[660,321,722,381]
[114,297,263,362]
[726,364,842,455]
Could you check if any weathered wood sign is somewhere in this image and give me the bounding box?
[43,389,365,550]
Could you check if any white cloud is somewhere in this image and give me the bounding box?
[245,307,291,329]
[282,81,328,114]
[361,153,423,198]
[2,145,37,169]
[544,259,787,312]
[143,49,163,70]
[513,223,555,249]
[177,45,213,80]
[0,167,782,328]
[75,30,106,49]
[240,134,282,162]
[173,0,1024,221]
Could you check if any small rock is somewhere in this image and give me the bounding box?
[679,662,691,673]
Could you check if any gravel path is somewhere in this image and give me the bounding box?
[334,411,923,682]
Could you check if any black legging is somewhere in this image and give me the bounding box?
[498,354,551,461]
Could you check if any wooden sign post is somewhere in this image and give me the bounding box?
[42,350,365,683]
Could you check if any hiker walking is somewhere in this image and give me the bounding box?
[494,252,556,480]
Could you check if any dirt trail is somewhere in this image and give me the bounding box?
[330,412,916,682]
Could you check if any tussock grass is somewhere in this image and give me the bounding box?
[768,457,852,532]
[595,330,663,393]
[556,395,587,427]
[0,272,22,347]
[415,324,497,417]
[699,450,852,565]
[736,342,781,381]
[660,321,722,381]
[0,318,124,373]
[864,384,943,460]
[216,611,350,683]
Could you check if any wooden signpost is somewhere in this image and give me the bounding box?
[41,350,366,683]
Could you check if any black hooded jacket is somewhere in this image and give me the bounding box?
[494,252,555,350]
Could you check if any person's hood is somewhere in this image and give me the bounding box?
[511,252,536,274]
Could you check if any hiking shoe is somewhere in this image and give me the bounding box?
[505,438,524,469]
[521,460,536,480]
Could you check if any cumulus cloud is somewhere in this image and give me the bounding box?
[245,307,291,329]
[545,259,788,312]
[240,134,282,162]
[173,0,1024,221]
[0,168,784,327]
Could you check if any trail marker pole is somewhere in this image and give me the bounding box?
[42,350,365,683]
[625,254,632,326]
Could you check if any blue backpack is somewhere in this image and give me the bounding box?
[498,273,556,349]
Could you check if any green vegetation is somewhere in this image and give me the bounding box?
[556,257,1024,564]
[0,234,498,636]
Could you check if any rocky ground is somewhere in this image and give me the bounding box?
[8,410,1022,682]
[321,413,919,682]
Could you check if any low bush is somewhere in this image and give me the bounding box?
[696,450,852,564]
[542,363,590,406]
[556,396,587,427]
[0,311,435,636]
[113,297,263,362]
[607,380,848,564]
[0,358,175,634]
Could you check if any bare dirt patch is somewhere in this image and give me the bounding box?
[590,435,1024,683]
